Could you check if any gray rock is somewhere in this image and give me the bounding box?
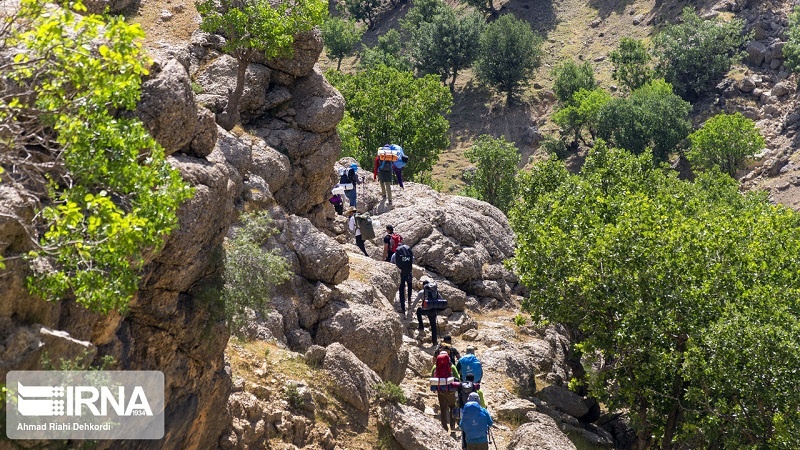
[283,215,349,284]
[290,66,345,133]
[496,398,539,422]
[771,82,792,97]
[136,58,197,156]
[537,385,590,419]
[323,342,381,414]
[257,30,323,78]
[251,139,292,193]
[746,41,767,66]
[83,0,134,13]
[381,403,461,450]
[195,55,271,117]
[508,412,577,450]
[215,128,253,175]
[189,108,218,158]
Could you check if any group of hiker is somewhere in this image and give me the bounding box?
[329,144,495,447]
[431,336,493,449]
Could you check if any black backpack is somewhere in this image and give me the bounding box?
[394,245,413,272]
[379,160,392,172]
[458,381,479,407]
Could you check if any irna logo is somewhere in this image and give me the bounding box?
[17,382,153,417]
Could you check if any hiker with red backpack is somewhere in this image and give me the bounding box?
[382,225,403,262]
[431,350,461,432]
[390,243,414,314]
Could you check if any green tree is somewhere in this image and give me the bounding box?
[2,0,193,312]
[784,6,800,73]
[410,8,484,92]
[458,0,497,17]
[597,79,691,161]
[552,59,597,105]
[475,14,543,104]
[327,65,452,179]
[339,0,383,29]
[552,87,611,145]
[197,0,327,130]
[652,7,747,100]
[222,211,291,334]
[463,135,520,213]
[609,37,653,91]
[509,143,800,449]
[400,0,447,33]
[321,17,364,70]
[687,112,765,177]
[337,110,363,160]
[358,29,413,71]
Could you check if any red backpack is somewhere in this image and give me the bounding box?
[389,233,403,253]
[434,352,452,378]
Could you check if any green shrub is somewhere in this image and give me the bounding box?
[687,112,765,177]
[463,134,520,213]
[513,314,527,327]
[609,38,653,91]
[374,381,407,404]
[552,59,597,105]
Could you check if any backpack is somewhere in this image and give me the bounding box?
[458,354,483,383]
[378,146,400,161]
[354,213,375,240]
[338,168,354,190]
[458,381,478,407]
[434,352,452,378]
[394,245,413,272]
[388,233,402,253]
[423,282,448,310]
[379,159,393,172]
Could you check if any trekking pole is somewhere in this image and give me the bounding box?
[488,428,498,450]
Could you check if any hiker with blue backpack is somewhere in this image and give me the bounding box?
[460,391,493,450]
[338,163,361,207]
[457,346,484,383]
[388,144,408,189]
[373,145,402,204]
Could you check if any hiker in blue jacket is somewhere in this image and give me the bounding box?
[460,392,492,450]
[457,345,483,383]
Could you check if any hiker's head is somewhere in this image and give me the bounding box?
[350,163,358,171]
[466,373,475,382]
[345,207,356,216]
[443,336,452,344]
[467,392,480,403]
[421,276,430,286]
[466,345,475,354]
[386,225,394,234]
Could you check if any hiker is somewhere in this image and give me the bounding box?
[373,147,396,205]
[431,350,461,431]
[390,243,414,314]
[345,207,370,256]
[460,392,493,450]
[412,278,440,345]
[435,335,461,366]
[339,163,361,207]
[329,192,344,215]
[382,225,402,262]
[389,144,408,189]
[455,373,485,417]
[457,345,484,383]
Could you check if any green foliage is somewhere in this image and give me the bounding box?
[339,0,383,29]
[509,143,800,448]
[596,79,691,161]
[321,17,364,70]
[409,7,484,91]
[458,0,496,16]
[475,14,543,104]
[358,29,413,72]
[785,6,800,73]
[374,382,407,404]
[552,88,611,145]
[284,382,305,409]
[327,65,452,180]
[40,350,116,371]
[463,135,520,213]
[512,314,527,327]
[609,37,653,91]
[400,0,447,33]
[552,59,597,105]
[539,135,573,160]
[197,0,327,128]
[223,211,291,335]
[652,7,747,100]
[1,0,193,313]
[687,112,765,177]
[337,110,364,161]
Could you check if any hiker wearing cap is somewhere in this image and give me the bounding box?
[460,391,492,450]
[457,345,484,383]
[455,373,485,424]
[346,208,369,256]
[412,278,439,344]
[431,350,461,431]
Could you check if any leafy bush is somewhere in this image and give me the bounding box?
[327,65,452,180]
[3,0,193,313]
[652,7,748,100]
[463,135,520,213]
[687,112,765,177]
[223,211,291,334]
[609,37,653,91]
[475,14,543,104]
[552,88,611,145]
[374,382,407,404]
[512,314,527,327]
[785,6,800,73]
[321,17,364,70]
[552,59,597,105]
[339,0,383,29]
[358,30,413,72]
[596,79,691,161]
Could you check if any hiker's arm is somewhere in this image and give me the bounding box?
[409,290,422,312]
[478,390,486,408]
[373,157,379,180]
[390,253,396,264]
[383,243,388,260]
[452,365,460,380]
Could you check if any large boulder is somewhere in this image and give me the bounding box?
[323,343,381,414]
[278,215,349,285]
[136,58,198,156]
[290,66,345,133]
[257,30,323,79]
[381,403,461,450]
[537,385,590,419]
[194,55,271,118]
[508,412,578,450]
[316,303,404,380]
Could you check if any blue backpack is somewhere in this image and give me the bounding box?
[458,354,483,383]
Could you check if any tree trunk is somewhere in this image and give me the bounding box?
[337,57,343,71]
[218,56,249,131]
[506,89,513,105]
[450,70,457,94]
[662,336,688,450]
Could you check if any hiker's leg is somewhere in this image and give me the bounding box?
[379,180,387,199]
[385,181,393,204]
[428,311,437,344]
[346,189,356,207]
[355,235,368,256]
[416,307,424,331]
[399,274,412,312]
[466,443,489,450]
[394,166,404,188]
[447,392,457,430]
[437,392,449,430]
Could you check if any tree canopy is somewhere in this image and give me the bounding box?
[327,65,452,180]
[463,135,520,213]
[552,59,597,105]
[358,29,413,71]
[687,112,765,177]
[610,37,653,91]
[321,17,364,70]
[510,143,800,449]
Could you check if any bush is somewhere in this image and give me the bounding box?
[652,7,748,100]
[552,59,597,105]
[785,6,800,73]
[358,29,413,72]
[552,88,611,145]
[463,135,520,213]
[374,382,407,404]
[610,37,653,91]
[321,17,364,70]
[687,112,765,177]
[223,211,291,334]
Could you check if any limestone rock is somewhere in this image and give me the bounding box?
[280,215,349,284]
[381,403,461,450]
[323,343,381,414]
[190,107,218,158]
[538,385,590,419]
[257,30,323,78]
[290,66,345,133]
[508,412,577,450]
[136,58,197,156]
[496,398,539,422]
[746,41,767,66]
[195,55,271,118]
